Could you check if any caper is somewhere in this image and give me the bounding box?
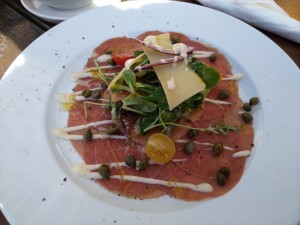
[187,129,199,139]
[101,82,108,90]
[125,155,136,168]
[209,53,217,62]
[242,112,253,124]
[216,171,226,186]
[98,164,110,179]
[171,36,180,44]
[104,50,112,54]
[82,89,92,98]
[242,103,252,112]
[106,125,118,135]
[91,89,102,99]
[83,129,93,142]
[161,111,177,123]
[137,158,149,171]
[135,70,146,77]
[218,167,231,177]
[249,97,259,106]
[212,142,223,156]
[184,141,195,155]
[107,58,116,66]
[218,89,230,100]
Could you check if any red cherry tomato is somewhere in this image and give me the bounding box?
[111,44,141,67]
[112,51,134,67]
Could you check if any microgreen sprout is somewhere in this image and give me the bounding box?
[143,121,240,135]
[84,101,111,119]
[94,59,109,86]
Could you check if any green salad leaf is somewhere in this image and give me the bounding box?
[189,61,220,89]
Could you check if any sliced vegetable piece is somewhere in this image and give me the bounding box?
[145,133,175,164]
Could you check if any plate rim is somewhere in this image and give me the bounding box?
[1,1,300,225]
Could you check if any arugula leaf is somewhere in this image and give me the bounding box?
[138,86,169,110]
[139,113,159,135]
[160,109,180,123]
[122,95,157,115]
[189,61,220,89]
[123,70,136,94]
[93,59,109,85]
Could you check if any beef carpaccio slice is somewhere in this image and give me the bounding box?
[67,31,254,201]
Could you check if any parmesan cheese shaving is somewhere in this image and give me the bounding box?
[143,33,206,110]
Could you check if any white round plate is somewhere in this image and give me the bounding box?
[1,1,300,225]
[20,0,122,23]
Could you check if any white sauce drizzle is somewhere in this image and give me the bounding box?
[176,140,234,151]
[160,58,167,63]
[75,159,186,171]
[172,55,179,67]
[172,43,188,59]
[52,120,128,141]
[136,66,143,71]
[124,53,145,69]
[232,150,251,158]
[69,72,92,82]
[205,98,231,105]
[193,51,215,58]
[55,87,109,104]
[166,76,176,90]
[73,163,213,193]
[124,58,135,69]
[144,35,158,46]
[143,36,164,51]
[103,72,116,77]
[53,131,127,141]
[96,54,112,63]
[70,65,121,82]
[54,120,113,133]
[222,73,245,81]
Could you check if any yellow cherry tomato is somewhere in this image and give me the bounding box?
[145,133,175,164]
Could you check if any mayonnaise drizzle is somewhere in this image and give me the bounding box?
[205,98,231,105]
[69,65,121,82]
[124,53,145,69]
[74,159,186,171]
[193,51,215,58]
[73,162,213,193]
[96,54,112,63]
[176,140,234,151]
[232,150,251,158]
[144,35,158,46]
[54,120,113,133]
[166,76,176,90]
[222,73,245,81]
[172,43,188,59]
[69,72,92,82]
[53,131,127,141]
[52,120,128,141]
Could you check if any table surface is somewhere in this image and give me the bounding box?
[0,0,299,224]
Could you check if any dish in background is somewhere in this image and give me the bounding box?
[36,0,93,10]
[20,0,122,23]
